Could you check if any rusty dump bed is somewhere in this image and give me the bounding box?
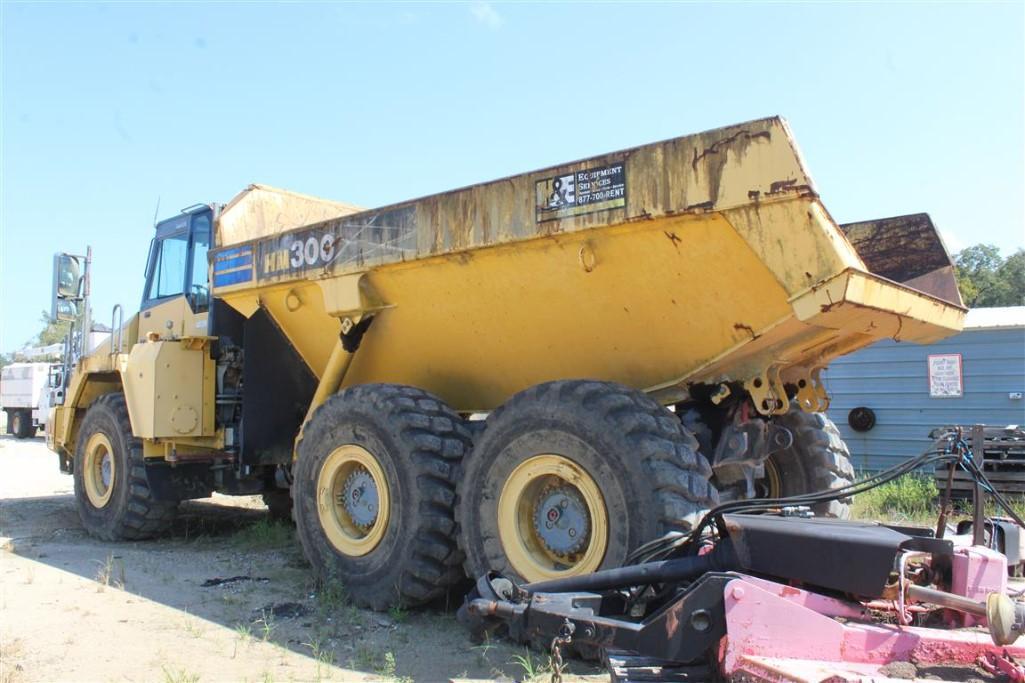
[209,116,965,414]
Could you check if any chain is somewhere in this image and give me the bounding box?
[549,618,575,683]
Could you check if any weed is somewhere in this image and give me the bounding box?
[302,637,335,681]
[234,622,253,645]
[344,604,365,627]
[0,638,24,683]
[231,519,294,550]
[387,605,408,624]
[315,579,348,616]
[510,648,551,682]
[472,633,494,664]
[94,553,125,592]
[254,609,276,642]
[350,644,388,672]
[182,612,204,639]
[379,652,396,677]
[160,665,200,683]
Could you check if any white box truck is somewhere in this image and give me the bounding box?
[2,362,57,439]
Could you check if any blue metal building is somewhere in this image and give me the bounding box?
[824,306,1025,471]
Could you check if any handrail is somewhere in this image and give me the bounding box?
[111,304,123,354]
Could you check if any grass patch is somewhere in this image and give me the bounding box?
[509,648,552,682]
[852,472,1025,525]
[230,519,294,550]
[302,637,335,681]
[851,474,938,522]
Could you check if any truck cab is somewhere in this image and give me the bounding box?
[45,188,347,540]
[138,205,213,341]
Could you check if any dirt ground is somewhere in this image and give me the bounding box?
[0,435,605,683]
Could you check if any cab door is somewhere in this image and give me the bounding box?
[138,209,212,341]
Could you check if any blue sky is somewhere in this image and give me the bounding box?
[2,1,1023,353]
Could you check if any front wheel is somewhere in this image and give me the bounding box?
[73,394,177,540]
[293,384,471,610]
[458,380,719,584]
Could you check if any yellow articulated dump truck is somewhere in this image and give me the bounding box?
[46,117,965,608]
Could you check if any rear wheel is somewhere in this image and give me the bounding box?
[768,409,855,519]
[683,405,855,518]
[458,380,718,583]
[73,393,178,540]
[11,410,32,439]
[293,384,470,609]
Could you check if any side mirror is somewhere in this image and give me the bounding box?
[52,253,84,322]
[53,299,78,322]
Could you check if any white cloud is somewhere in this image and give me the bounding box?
[469,2,503,30]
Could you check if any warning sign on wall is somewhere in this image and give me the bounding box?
[535,162,626,222]
[928,353,963,398]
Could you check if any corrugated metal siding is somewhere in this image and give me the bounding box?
[823,327,1025,471]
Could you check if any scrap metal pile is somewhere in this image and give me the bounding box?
[461,429,1025,682]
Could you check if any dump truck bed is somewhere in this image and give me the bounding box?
[210,116,965,413]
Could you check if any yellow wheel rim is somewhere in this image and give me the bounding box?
[316,444,391,557]
[497,454,608,582]
[83,433,115,508]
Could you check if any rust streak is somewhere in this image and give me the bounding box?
[691,129,771,170]
[733,323,758,340]
[684,200,715,213]
[768,178,798,194]
[892,314,905,342]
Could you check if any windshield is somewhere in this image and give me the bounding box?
[146,230,189,300]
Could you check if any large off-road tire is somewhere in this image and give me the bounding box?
[74,393,178,540]
[768,408,856,519]
[293,384,471,610]
[458,380,719,584]
[11,410,33,439]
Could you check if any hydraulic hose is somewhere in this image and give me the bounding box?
[525,538,736,594]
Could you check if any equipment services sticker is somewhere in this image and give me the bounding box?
[535,162,626,222]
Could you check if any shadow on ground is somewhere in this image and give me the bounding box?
[0,435,603,682]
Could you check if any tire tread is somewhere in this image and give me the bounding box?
[295,384,470,609]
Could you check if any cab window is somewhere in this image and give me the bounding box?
[146,230,189,301]
[188,214,211,311]
[142,209,212,311]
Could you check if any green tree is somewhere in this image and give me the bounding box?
[36,310,74,346]
[954,245,1025,307]
[996,250,1025,306]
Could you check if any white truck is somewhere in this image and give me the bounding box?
[2,362,59,439]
